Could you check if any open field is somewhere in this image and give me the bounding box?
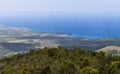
[1,26,120,57]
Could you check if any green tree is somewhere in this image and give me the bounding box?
[59,63,77,74]
[79,66,99,74]
[41,66,51,74]
[106,61,120,74]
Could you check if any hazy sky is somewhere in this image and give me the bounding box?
[0,0,120,17]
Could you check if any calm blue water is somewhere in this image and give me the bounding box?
[1,17,120,38]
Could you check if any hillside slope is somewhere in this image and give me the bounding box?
[2,26,120,58]
[0,48,120,74]
[97,46,120,55]
[0,26,70,57]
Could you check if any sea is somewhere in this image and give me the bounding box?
[1,17,120,38]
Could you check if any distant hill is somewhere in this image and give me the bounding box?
[0,48,120,74]
[97,46,120,55]
[2,26,120,57]
[0,25,70,37]
[0,26,70,57]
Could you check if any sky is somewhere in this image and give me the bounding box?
[0,0,120,18]
[0,0,120,38]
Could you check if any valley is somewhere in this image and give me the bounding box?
[0,26,120,57]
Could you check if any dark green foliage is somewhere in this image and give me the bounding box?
[41,66,51,74]
[79,66,99,74]
[58,63,77,74]
[0,47,119,74]
[106,61,120,74]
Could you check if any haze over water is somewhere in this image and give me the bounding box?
[1,16,120,38]
[0,0,120,38]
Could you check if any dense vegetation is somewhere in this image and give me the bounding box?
[0,47,120,74]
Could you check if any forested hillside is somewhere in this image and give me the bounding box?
[0,47,120,74]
